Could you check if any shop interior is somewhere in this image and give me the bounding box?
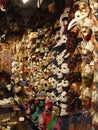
[0,0,98,130]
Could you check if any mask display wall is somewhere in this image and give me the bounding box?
[7,0,98,130]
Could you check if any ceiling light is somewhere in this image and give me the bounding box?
[22,0,29,4]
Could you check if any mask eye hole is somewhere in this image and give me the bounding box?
[83,54,88,56]
[83,30,86,33]
[81,30,87,34]
[77,15,80,18]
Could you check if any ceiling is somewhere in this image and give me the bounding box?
[0,0,66,36]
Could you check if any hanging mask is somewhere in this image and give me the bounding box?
[94,8,98,20]
[81,26,92,41]
[80,87,92,109]
[56,54,64,65]
[81,96,91,109]
[61,63,69,74]
[82,48,93,64]
[56,67,63,79]
[59,91,67,102]
[56,83,63,94]
[82,64,93,76]
[59,103,68,116]
[52,64,57,74]
[82,74,93,87]
[51,91,57,103]
[48,77,58,88]
[68,1,90,30]
[52,105,59,117]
